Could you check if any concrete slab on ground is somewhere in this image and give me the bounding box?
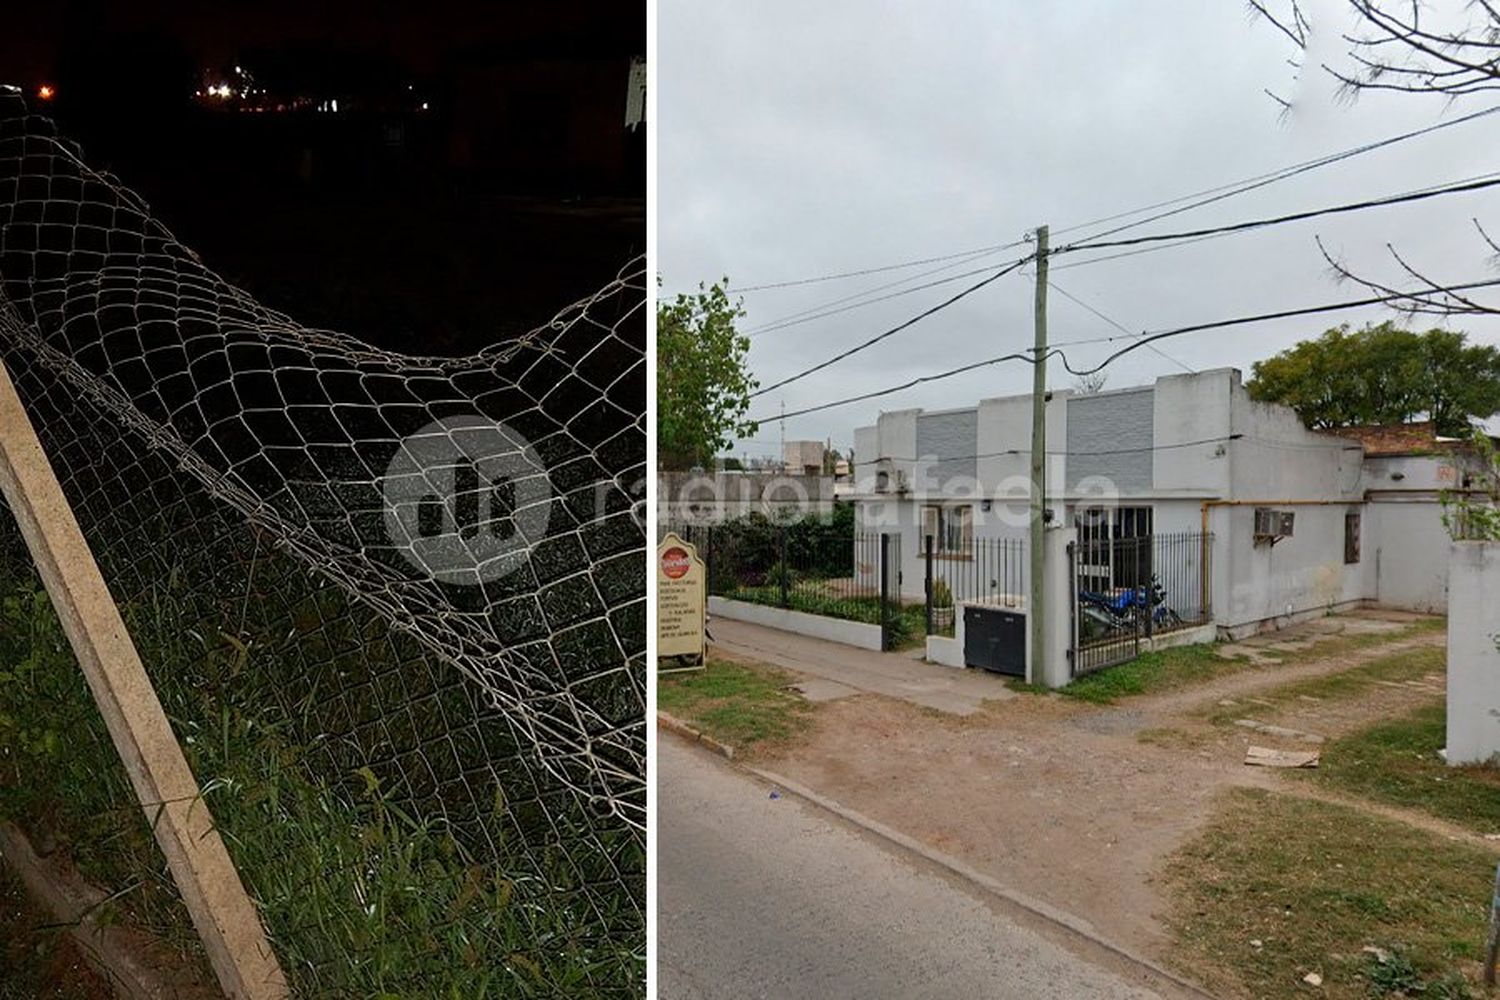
[709,618,1013,716]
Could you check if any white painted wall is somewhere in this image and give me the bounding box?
[1367,500,1451,612]
[1445,541,1500,765]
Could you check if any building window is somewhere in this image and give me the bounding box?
[1075,505,1154,589]
[921,504,973,556]
[1344,511,1361,564]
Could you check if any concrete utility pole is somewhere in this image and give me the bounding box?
[1029,225,1049,684]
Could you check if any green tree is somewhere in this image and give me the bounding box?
[1247,323,1500,435]
[657,279,758,470]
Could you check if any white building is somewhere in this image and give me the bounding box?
[850,368,1481,638]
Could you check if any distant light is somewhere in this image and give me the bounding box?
[37,84,55,101]
[421,101,429,110]
[235,65,243,75]
[406,84,414,91]
[330,98,338,113]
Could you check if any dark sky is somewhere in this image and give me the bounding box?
[0,1,646,357]
[0,2,645,83]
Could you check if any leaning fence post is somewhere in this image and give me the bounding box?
[0,359,288,999]
[924,533,934,635]
[1485,860,1499,986]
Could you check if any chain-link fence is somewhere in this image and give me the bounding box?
[0,93,644,996]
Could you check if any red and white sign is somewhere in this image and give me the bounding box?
[661,546,692,579]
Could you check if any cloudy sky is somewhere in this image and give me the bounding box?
[658,0,1500,461]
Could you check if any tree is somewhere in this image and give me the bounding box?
[657,279,758,470]
[1253,1,1500,103]
[1247,322,1500,434]
[1442,429,1500,541]
[1073,372,1108,395]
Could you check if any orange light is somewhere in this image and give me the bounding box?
[37,85,54,101]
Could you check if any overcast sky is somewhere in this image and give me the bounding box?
[659,0,1500,461]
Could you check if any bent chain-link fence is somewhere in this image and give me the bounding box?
[0,92,644,996]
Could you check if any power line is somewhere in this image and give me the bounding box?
[750,256,1033,398]
[1059,276,1500,376]
[747,256,1021,338]
[728,105,1500,297]
[752,172,1500,401]
[1052,104,1500,245]
[755,276,1500,422]
[731,241,1025,293]
[867,433,1365,463]
[1055,171,1500,257]
[1047,279,1196,375]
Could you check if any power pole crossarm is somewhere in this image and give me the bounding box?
[1029,226,1049,686]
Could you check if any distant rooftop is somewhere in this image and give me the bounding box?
[1328,421,1459,456]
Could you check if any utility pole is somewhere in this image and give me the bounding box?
[1029,225,1049,685]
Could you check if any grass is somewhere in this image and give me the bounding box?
[1201,644,1447,725]
[1062,643,1242,704]
[1166,787,1493,1000]
[0,553,643,998]
[658,659,815,754]
[1310,703,1500,836]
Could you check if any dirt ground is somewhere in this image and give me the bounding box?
[0,868,111,1000]
[749,609,1472,962]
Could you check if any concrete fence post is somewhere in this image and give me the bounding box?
[1028,526,1076,689]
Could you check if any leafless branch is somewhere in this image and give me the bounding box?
[1314,232,1500,316]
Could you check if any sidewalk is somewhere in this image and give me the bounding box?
[708,617,1013,715]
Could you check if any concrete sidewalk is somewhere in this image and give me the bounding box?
[708,617,1012,715]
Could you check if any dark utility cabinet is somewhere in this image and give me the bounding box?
[963,605,1026,677]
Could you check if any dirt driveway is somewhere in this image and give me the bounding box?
[746,609,1455,961]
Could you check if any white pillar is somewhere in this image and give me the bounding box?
[1447,540,1500,765]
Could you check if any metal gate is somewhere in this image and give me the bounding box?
[1069,529,1215,677]
[878,532,903,651]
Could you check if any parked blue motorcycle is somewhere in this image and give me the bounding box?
[1078,575,1182,633]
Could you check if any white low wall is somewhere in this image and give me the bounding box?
[1446,541,1500,766]
[708,596,885,651]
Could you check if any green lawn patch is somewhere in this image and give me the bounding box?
[1167,787,1493,1000]
[0,562,642,997]
[659,659,815,753]
[1062,643,1241,704]
[1310,703,1500,836]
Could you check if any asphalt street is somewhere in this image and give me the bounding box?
[657,735,1167,1000]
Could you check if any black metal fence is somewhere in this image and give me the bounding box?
[663,519,911,649]
[923,535,1026,637]
[1071,531,1214,676]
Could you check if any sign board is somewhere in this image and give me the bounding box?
[657,532,706,670]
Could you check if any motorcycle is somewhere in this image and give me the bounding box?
[1078,575,1182,634]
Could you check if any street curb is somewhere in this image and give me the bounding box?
[0,820,214,999]
[662,729,1214,1000]
[656,711,735,759]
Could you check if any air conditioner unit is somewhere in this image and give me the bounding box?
[1253,507,1294,544]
